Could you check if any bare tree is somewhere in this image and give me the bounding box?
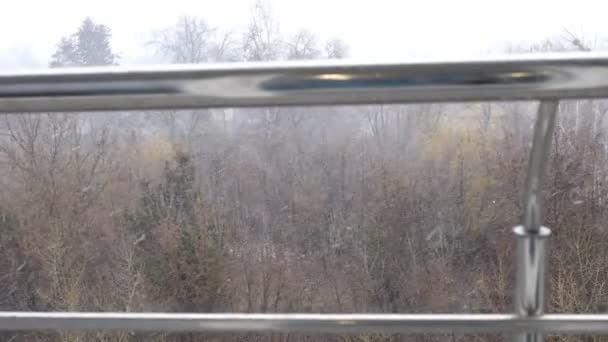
[242,0,283,61]
[325,38,350,58]
[286,29,320,60]
[151,15,238,63]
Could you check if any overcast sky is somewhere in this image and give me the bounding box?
[0,0,607,69]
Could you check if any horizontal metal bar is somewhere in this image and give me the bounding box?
[2,313,608,334]
[2,52,608,113]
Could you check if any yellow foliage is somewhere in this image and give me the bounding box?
[423,116,483,169]
[421,111,502,233]
[422,120,453,160]
[136,135,175,165]
[465,175,492,232]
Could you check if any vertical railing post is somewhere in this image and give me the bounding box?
[513,225,551,342]
[513,101,558,342]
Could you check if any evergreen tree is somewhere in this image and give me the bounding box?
[127,150,226,311]
[50,17,118,67]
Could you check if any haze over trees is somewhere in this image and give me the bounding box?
[1,2,607,342]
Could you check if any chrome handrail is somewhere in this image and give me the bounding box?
[0,313,607,334]
[0,52,608,112]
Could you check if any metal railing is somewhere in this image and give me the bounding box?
[2,52,608,341]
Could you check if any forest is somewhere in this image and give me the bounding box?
[1,2,608,342]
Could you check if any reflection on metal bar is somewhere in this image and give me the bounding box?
[1,53,608,112]
[513,226,551,342]
[3,313,608,333]
[522,101,559,233]
[513,227,551,317]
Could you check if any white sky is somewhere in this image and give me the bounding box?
[0,0,607,69]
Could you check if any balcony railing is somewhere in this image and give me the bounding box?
[2,52,608,341]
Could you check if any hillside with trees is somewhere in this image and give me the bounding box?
[1,3,608,342]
